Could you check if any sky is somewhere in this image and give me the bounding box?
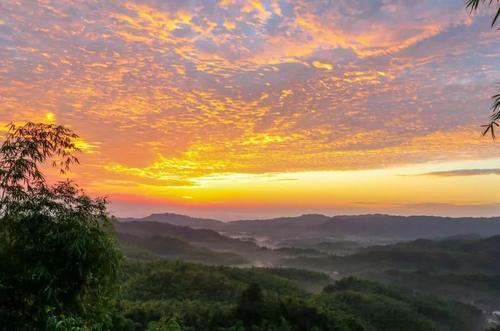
[0,0,499,220]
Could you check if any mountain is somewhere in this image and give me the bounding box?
[310,215,500,240]
[118,212,225,230]
[230,214,500,241]
[118,213,500,242]
[224,214,331,239]
[113,220,258,253]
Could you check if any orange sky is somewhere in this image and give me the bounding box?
[0,0,499,219]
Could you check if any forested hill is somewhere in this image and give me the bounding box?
[281,235,500,274]
[113,219,258,252]
[280,235,500,315]
[112,260,483,331]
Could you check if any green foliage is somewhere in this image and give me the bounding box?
[112,260,481,331]
[320,277,481,331]
[0,206,122,329]
[0,123,122,330]
[0,122,79,216]
[146,317,183,331]
[121,261,304,304]
[234,283,268,326]
[46,314,91,331]
[366,270,500,313]
[261,268,331,293]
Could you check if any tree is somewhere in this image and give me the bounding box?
[234,282,267,327]
[0,122,79,216]
[0,122,122,330]
[466,0,500,27]
[466,0,500,137]
[146,317,183,331]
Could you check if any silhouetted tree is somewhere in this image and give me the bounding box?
[466,0,500,137]
[0,122,79,216]
[0,122,122,329]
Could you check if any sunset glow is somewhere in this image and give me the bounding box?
[1,0,499,219]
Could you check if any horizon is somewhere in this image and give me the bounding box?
[114,209,500,222]
[1,1,500,219]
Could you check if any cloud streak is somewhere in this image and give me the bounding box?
[420,168,500,177]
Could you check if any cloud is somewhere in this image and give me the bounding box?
[311,61,333,70]
[419,169,500,177]
[0,0,498,189]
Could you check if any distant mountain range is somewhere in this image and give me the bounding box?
[117,213,500,241]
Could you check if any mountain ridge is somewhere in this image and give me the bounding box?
[118,212,500,241]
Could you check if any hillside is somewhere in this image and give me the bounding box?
[117,233,248,265]
[114,219,344,266]
[279,235,500,314]
[280,235,500,274]
[110,260,483,331]
[113,220,258,253]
